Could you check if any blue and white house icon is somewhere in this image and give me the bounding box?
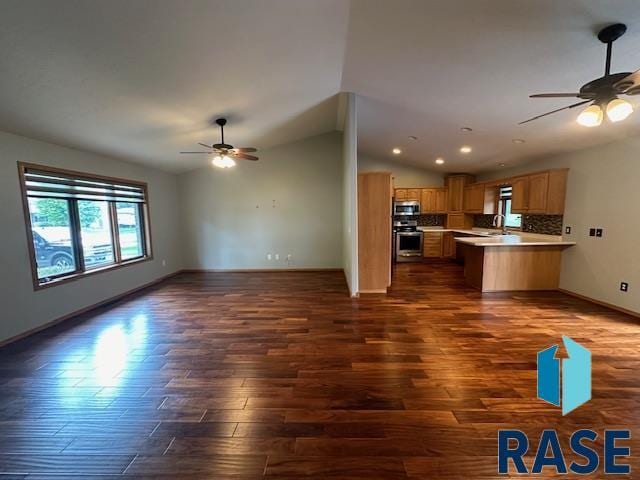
[537,336,591,415]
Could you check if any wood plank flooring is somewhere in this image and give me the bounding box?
[1,261,639,478]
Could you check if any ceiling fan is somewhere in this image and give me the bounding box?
[520,23,639,127]
[180,118,258,168]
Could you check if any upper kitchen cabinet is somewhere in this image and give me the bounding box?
[407,188,421,201]
[446,174,475,212]
[463,183,497,214]
[395,188,420,201]
[421,188,448,214]
[510,169,568,215]
[511,177,529,212]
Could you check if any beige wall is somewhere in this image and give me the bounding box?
[479,139,640,314]
[178,131,343,270]
[0,131,182,343]
[358,154,444,188]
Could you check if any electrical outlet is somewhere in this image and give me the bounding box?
[565,226,571,235]
[589,228,596,237]
[596,228,603,237]
[275,254,280,260]
[267,253,272,260]
[620,282,629,292]
[162,259,166,267]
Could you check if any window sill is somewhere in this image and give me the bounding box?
[34,255,153,291]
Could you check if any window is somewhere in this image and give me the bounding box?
[19,163,152,288]
[498,186,522,229]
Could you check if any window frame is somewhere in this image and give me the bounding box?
[18,162,153,290]
[497,185,522,230]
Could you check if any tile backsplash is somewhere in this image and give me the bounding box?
[474,214,564,235]
[521,215,564,235]
[394,214,445,226]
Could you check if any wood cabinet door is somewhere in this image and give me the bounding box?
[407,189,421,201]
[511,177,529,213]
[394,189,407,201]
[435,188,448,213]
[527,172,549,214]
[423,232,443,257]
[463,186,474,212]
[442,232,454,257]
[463,184,484,213]
[446,213,466,229]
[421,189,435,213]
[447,177,464,212]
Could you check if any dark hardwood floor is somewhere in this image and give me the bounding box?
[1,261,639,478]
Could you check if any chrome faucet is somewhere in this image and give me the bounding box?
[493,214,509,235]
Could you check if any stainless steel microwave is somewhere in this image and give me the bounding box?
[393,201,420,216]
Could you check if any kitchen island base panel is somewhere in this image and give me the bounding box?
[463,245,563,292]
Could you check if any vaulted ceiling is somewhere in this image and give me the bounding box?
[2,0,640,173]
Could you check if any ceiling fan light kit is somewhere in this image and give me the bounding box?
[212,155,236,168]
[577,104,604,127]
[522,23,639,127]
[606,98,633,122]
[179,117,258,168]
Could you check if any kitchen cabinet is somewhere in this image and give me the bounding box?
[396,188,420,201]
[394,189,407,201]
[511,177,529,213]
[446,174,474,212]
[423,232,443,257]
[434,188,448,213]
[421,188,448,214]
[442,232,455,258]
[527,172,549,213]
[510,169,567,215]
[358,172,393,293]
[407,189,421,201]
[463,184,484,213]
[446,213,470,229]
[463,183,498,214]
[421,189,434,214]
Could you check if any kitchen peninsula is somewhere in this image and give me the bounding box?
[456,234,576,292]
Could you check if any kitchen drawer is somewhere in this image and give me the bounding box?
[423,232,443,258]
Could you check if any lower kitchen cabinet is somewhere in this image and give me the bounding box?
[423,232,443,257]
[442,232,455,258]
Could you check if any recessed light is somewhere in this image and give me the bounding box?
[408,135,417,141]
[461,127,473,132]
[435,158,445,165]
[512,138,525,144]
[460,146,472,154]
[392,148,402,155]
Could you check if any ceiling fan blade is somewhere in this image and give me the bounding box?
[231,147,257,153]
[614,69,640,94]
[233,152,259,161]
[198,142,213,149]
[179,151,213,154]
[518,100,592,125]
[530,93,592,98]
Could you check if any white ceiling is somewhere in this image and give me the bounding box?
[2,0,640,173]
[0,0,349,171]
[345,0,640,173]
